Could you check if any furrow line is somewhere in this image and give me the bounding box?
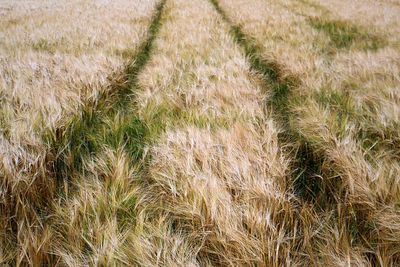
[210,0,325,201]
[48,0,167,184]
[212,0,400,264]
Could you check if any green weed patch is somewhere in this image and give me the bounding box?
[308,17,387,51]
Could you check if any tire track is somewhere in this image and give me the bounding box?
[47,0,167,185]
[38,0,167,263]
[209,0,326,202]
[210,1,400,265]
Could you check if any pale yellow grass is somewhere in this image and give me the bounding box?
[127,0,300,265]
[1,0,399,265]
[316,0,400,43]
[218,0,400,264]
[51,148,139,266]
[0,0,157,265]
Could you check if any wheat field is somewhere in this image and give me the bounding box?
[0,0,399,266]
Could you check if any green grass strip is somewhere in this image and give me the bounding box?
[46,0,167,184]
[209,0,326,202]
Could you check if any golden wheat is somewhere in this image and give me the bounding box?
[1,0,399,265]
[217,0,400,264]
[0,0,158,264]
[129,0,300,265]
